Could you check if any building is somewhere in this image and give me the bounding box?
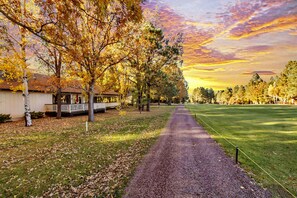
[0,73,120,119]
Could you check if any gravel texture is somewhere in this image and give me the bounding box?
[124,106,271,198]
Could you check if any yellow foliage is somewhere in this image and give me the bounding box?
[10,84,23,92]
[118,110,127,116]
[0,52,24,81]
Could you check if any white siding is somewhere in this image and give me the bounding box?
[30,92,53,112]
[0,91,52,118]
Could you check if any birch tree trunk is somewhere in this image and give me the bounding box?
[23,69,32,126]
[20,1,32,126]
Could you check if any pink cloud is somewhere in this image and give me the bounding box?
[142,2,245,66]
[226,0,297,39]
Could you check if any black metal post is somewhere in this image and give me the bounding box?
[235,146,239,164]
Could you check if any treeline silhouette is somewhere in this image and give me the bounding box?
[191,60,297,105]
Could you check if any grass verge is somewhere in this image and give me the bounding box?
[0,106,174,197]
[186,104,297,197]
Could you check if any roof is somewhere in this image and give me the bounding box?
[0,73,119,96]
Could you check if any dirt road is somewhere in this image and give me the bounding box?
[124,106,270,198]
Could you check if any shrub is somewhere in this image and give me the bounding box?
[0,114,11,123]
[30,111,44,119]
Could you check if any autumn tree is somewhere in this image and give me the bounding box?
[0,0,143,45]
[106,63,134,107]
[0,1,33,126]
[246,73,268,104]
[143,30,183,111]
[122,22,147,111]
[34,43,65,119]
[229,85,246,104]
[206,88,215,103]
[159,74,178,105]
[122,20,185,111]
[215,90,223,104]
[275,61,297,104]
[192,87,206,103]
[176,77,189,103]
[237,85,246,104]
[1,0,143,122]
[266,77,278,104]
[221,87,232,104]
[286,61,297,102]
[209,62,297,105]
[62,1,144,121]
[158,65,186,105]
[124,22,161,111]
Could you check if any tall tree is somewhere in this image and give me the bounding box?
[176,77,189,103]
[0,0,32,126]
[278,61,297,103]
[215,90,224,104]
[124,21,148,112]
[246,73,266,104]
[144,30,183,111]
[65,1,143,121]
[124,20,185,111]
[230,85,246,104]
[222,87,232,104]
[267,77,278,104]
[34,43,65,119]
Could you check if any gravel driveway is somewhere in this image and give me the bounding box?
[124,106,270,198]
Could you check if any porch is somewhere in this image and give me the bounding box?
[45,102,120,116]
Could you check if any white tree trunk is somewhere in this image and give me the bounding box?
[23,70,32,126]
[19,1,32,126]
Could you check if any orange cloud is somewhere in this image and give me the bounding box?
[217,1,259,26]
[230,15,297,39]
[197,59,248,66]
[237,45,274,57]
[142,0,296,92]
[224,0,297,39]
[183,46,247,66]
[212,0,297,40]
[143,2,245,67]
[182,66,225,72]
[184,21,214,28]
[242,71,276,75]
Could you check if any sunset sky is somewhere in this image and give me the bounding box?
[143,0,297,92]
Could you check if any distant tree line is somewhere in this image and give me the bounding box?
[191,61,297,105]
[192,87,215,104]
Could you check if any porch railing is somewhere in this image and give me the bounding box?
[45,102,120,113]
[106,102,120,109]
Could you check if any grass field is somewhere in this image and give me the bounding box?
[186,104,297,197]
[0,107,174,197]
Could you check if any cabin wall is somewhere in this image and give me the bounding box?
[0,91,52,119]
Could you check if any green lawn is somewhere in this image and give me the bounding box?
[186,104,297,197]
[0,106,174,197]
